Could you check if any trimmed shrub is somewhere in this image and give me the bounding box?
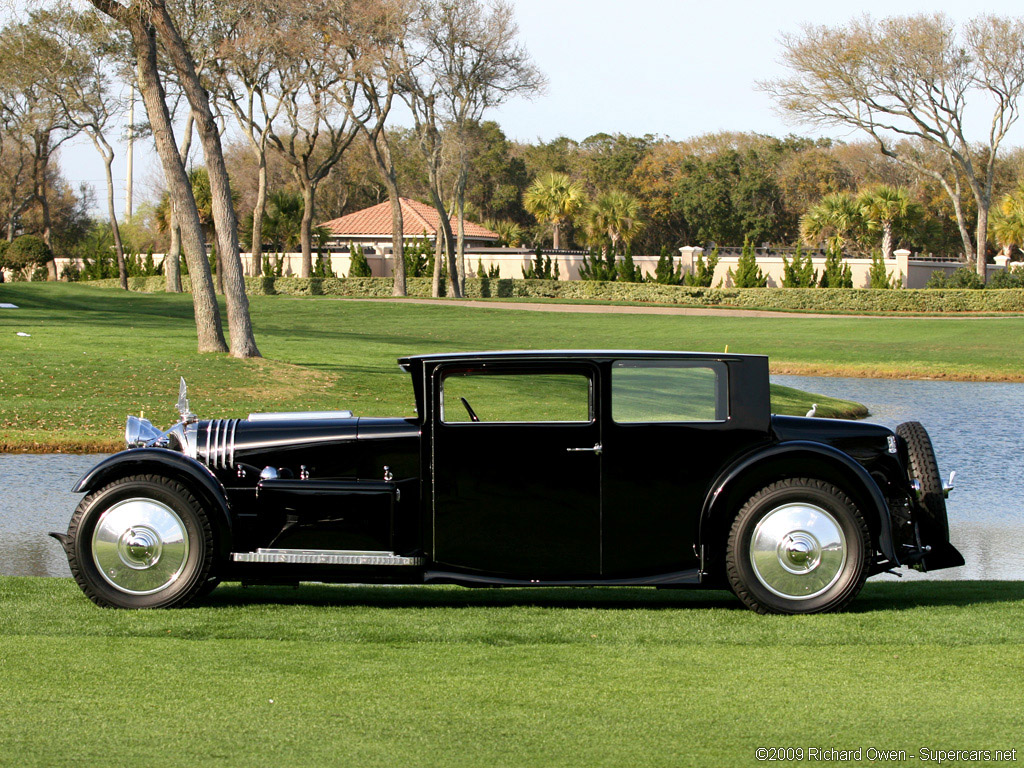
[988,265,1024,289]
[347,244,371,277]
[728,238,767,288]
[83,275,1024,312]
[522,248,557,280]
[683,247,719,287]
[819,246,853,288]
[781,245,817,288]
[654,245,682,285]
[927,266,984,289]
[578,248,617,281]
[6,235,54,276]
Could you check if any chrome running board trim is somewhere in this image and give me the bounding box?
[232,548,425,566]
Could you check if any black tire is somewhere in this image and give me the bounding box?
[726,478,870,614]
[66,474,215,609]
[895,421,949,541]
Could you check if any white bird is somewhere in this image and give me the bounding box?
[806,403,818,418]
[16,332,30,337]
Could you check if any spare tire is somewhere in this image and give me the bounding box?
[896,421,949,542]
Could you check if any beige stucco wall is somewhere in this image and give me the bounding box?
[46,248,1009,286]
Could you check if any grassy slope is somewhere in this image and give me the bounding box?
[0,283,882,450]
[0,577,1021,767]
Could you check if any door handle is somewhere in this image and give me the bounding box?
[567,443,602,455]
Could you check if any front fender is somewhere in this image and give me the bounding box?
[74,448,232,560]
[701,441,899,566]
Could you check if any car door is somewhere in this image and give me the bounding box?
[600,358,735,577]
[431,362,602,579]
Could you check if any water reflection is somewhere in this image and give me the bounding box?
[773,375,1024,581]
[0,453,109,578]
[2,377,1022,581]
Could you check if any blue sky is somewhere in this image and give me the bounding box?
[40,0,1024,214]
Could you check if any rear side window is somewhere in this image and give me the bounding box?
[441,371,592,423]
[612,361,727,423]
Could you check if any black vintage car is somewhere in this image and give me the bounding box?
[53,350,963,614]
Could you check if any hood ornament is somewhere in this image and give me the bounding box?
[177,377,197,423]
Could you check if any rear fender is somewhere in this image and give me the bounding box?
[700,441,899,568]
[74,448,232,561]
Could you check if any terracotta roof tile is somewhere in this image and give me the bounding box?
[320,198,499,240]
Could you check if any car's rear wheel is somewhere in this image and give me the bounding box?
[66,474,215,609]
[726,478,870,614]
[896,421,949,542]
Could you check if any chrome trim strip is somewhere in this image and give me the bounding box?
[204,420,212,464]
[231,548,425,566]
[247,411,354,421]
[229,419,238,469]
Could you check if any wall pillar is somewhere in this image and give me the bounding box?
[894,249,911,288]
[678,246,703,275]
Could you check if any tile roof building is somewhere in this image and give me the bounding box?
[319,197,500,252]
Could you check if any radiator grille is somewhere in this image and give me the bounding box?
[200,419,239,470]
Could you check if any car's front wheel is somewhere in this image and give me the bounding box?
[66,474,215,609]
[726,478,869,614]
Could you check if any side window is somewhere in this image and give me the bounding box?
[441,371,592,424]
[612,361,727,423]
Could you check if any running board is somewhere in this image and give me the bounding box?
[232,548,425,566]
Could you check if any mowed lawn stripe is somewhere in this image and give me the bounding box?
[0,579,1021,768]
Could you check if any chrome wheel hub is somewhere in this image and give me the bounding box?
[750,502,847,600]
[92,498,189,595]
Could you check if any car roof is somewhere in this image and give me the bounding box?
[399,350,765,368]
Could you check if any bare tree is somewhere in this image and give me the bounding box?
[0,19,81,274]
[208,0,286,273]
[263,3,361,279]
[763,13,1024,279]
[87,0,228,353]
[420,0,544,293]
[339,0,416,297]
[0,122,33,242]
[403,87,457,296]
[145,0,260,357]
[37,8,133,288]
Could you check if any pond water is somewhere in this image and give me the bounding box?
[2,376,1022,581]
[774,375,1024,582]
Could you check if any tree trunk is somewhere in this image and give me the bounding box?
[881,222,893,261]
[975,206,989,282]
[166,214,182,292]
[299,182,315,278]
[431,230,444,297]
[365,133,406,296]
[102,148,128,290]
[147,0,259,358]
[33,130,53,253]
[215,245,223,294]
[454,164,469,296]
[250,151,268,274]
[427,183,457,298]
[386,181,406,296]
[128,16,226,353]
[552,221,563,251]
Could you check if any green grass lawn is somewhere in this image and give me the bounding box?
[0,283,896,450]
[0,577,1021,767]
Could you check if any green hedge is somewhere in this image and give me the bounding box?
[84,276,1024,313]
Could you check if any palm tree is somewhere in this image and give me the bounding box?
[263,190,304,256]
[584,190,644,257]
[484,219,525,248]
[990,185,1024,259]
[522,172,587,250]
[857,185,918,260]
[800,192,862,252]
